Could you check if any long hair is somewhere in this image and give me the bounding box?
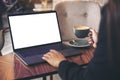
[106,0,120,67]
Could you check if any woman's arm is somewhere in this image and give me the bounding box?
[42,49,86,80]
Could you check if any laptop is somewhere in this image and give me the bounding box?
[8,11,81,66]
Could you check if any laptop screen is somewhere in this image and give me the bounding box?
[8,11,61,50]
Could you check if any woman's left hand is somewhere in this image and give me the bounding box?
[42,49,66,68]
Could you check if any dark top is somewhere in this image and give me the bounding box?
[58,5,120,80]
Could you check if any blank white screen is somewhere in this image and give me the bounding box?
[9,12,61,49]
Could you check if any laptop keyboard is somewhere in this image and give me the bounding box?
[17,43,67,58]
[16,43,81,65]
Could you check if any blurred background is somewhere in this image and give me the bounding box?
[3,0,108,14]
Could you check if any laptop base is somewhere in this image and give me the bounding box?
[15,44,81,66]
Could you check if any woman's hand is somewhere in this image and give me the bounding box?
[88,28,98,48]
[42,49,66,68]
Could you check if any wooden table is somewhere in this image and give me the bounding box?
[0,47,95,80]
[0,53,14,80]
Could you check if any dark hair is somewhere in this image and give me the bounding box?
[106,0,120,66]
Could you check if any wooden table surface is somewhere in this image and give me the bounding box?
[0,53,14,80]
[0,47,95,80]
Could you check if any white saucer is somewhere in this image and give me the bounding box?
[68,38,90,47]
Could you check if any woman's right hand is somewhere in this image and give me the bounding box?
[88,28,98,48]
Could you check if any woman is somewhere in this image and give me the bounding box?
[42,0,120,80]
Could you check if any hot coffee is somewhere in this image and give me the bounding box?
[74,26,90,38]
